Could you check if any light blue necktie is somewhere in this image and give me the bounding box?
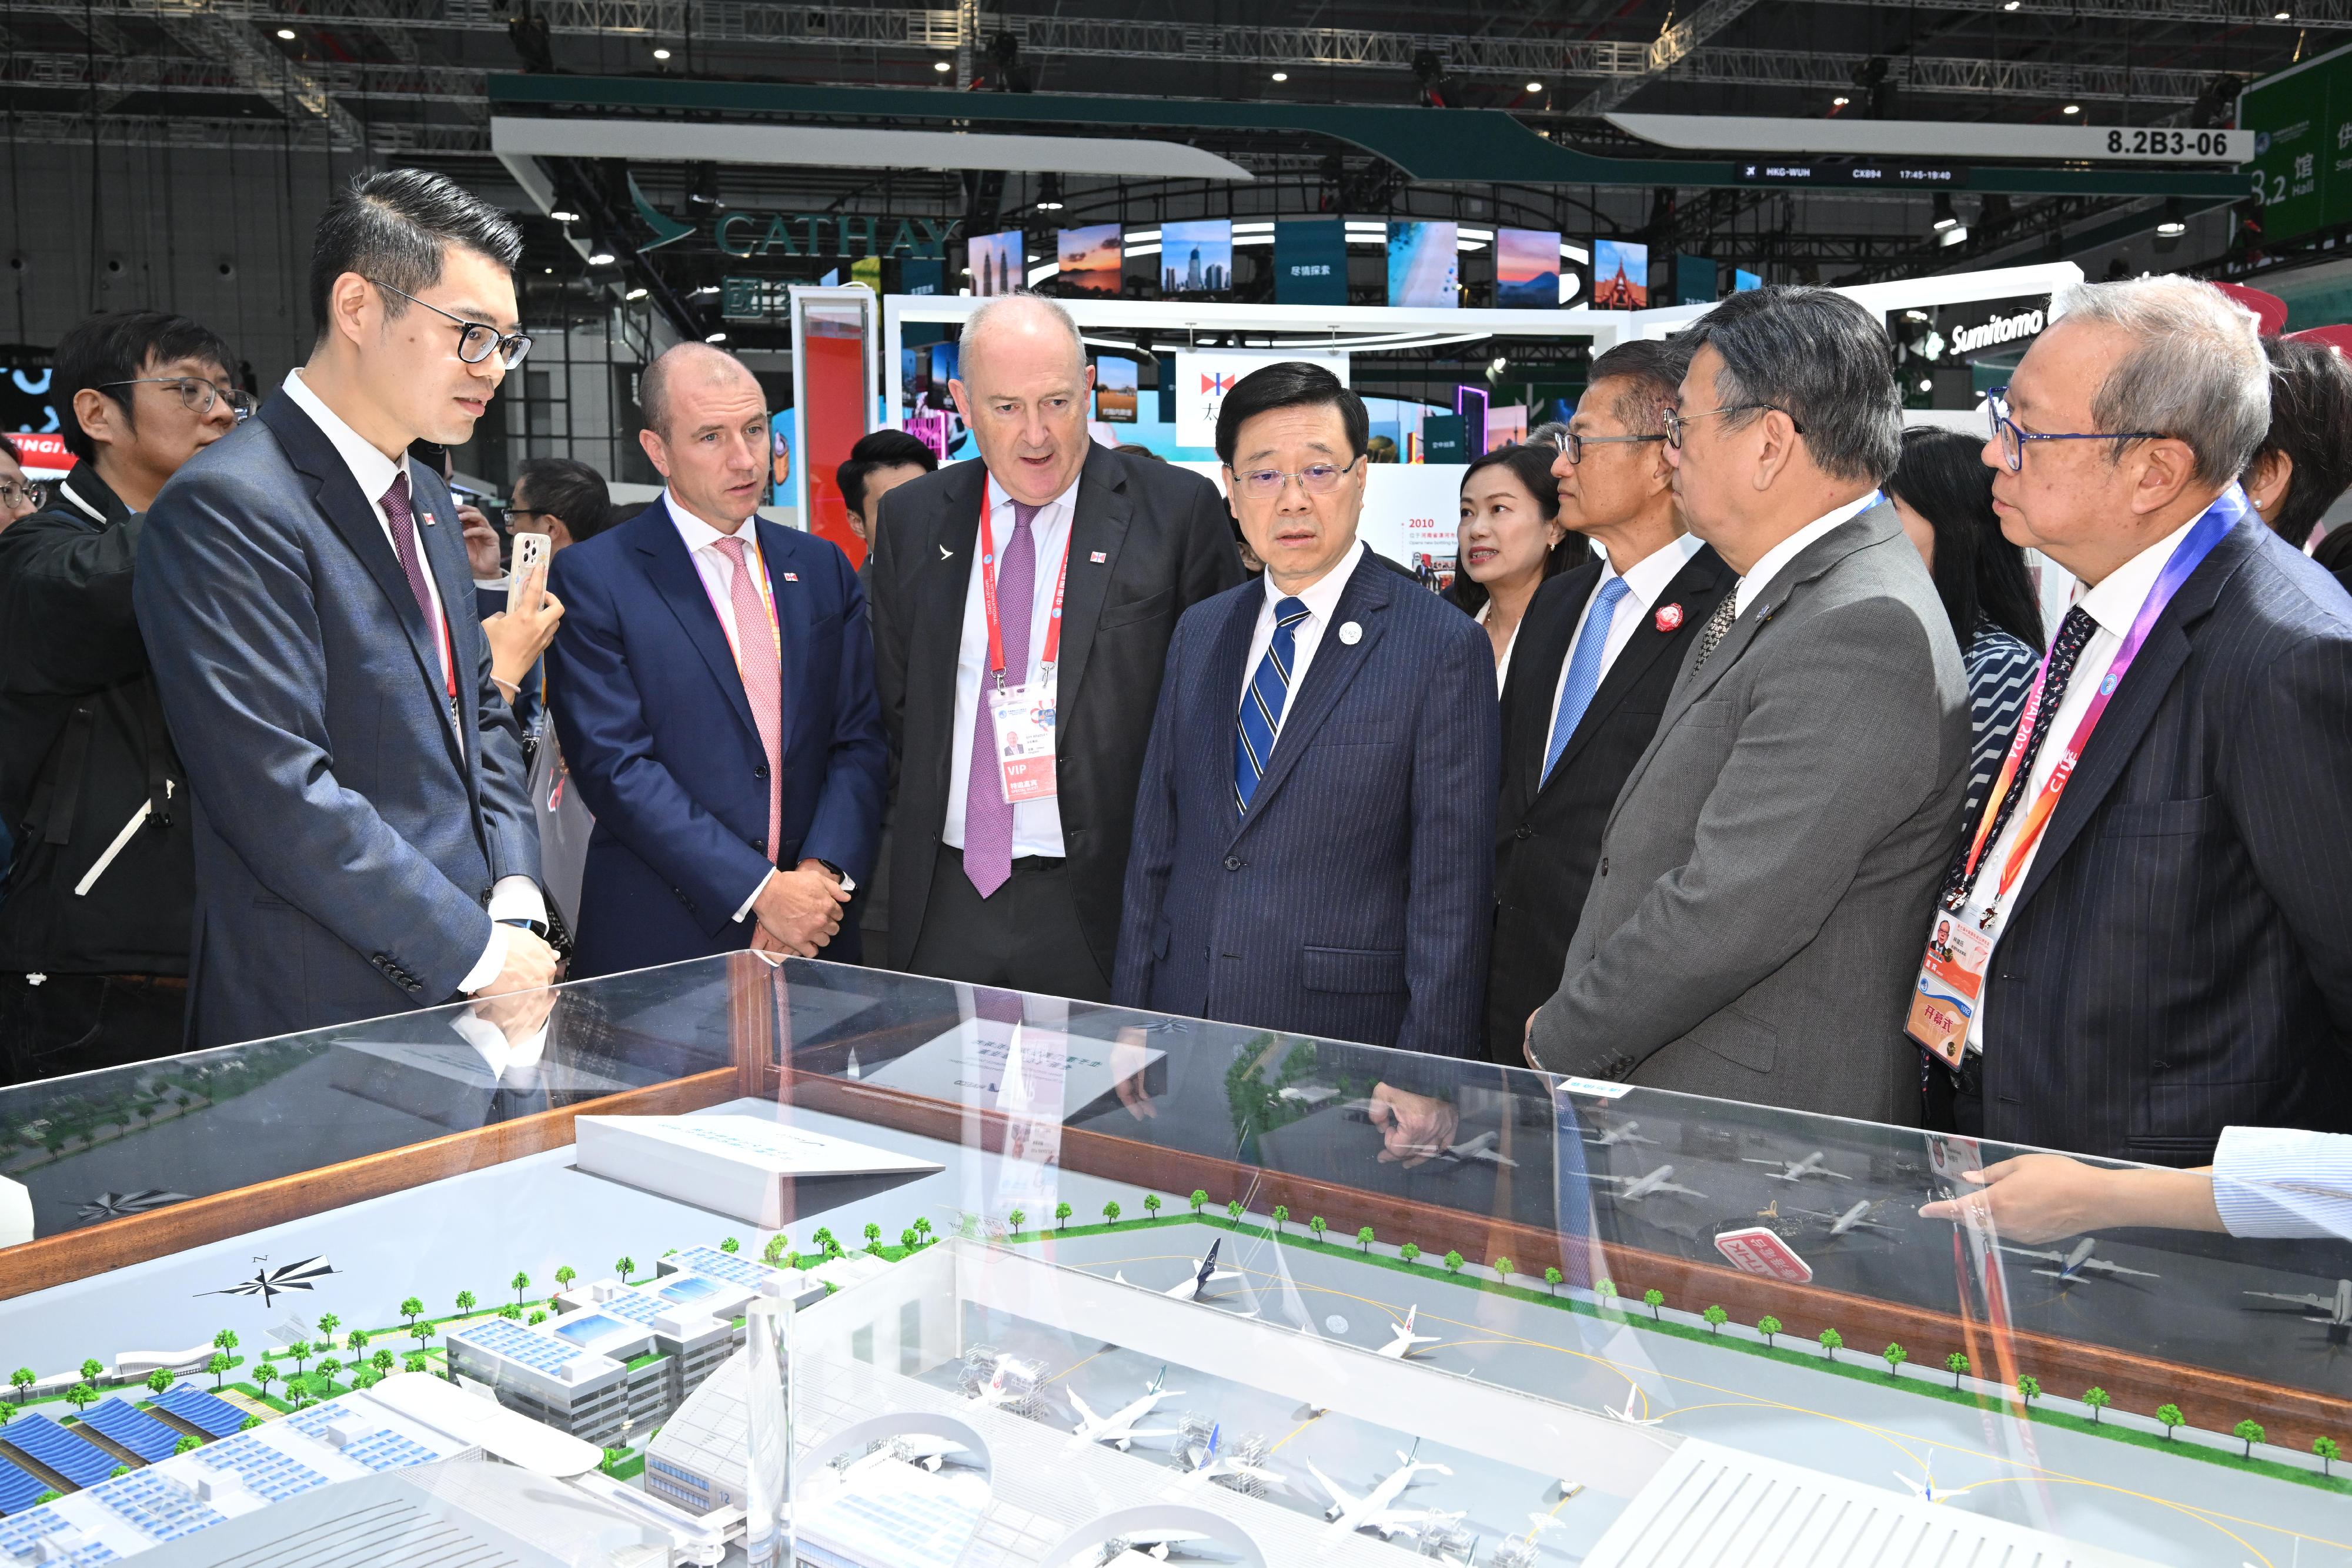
[1541,575,1631,786]
[1235,596,1310,812]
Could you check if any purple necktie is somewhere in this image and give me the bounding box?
[380,472,450,700]
[964,500,1040,898]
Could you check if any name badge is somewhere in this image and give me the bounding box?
[1904,904,1994,1067]
[985,678,1058,804]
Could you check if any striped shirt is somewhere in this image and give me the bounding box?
[2211,1126,2352,1239]
[1960,623,2040,827]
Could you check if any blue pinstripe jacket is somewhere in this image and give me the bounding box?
[1114,550,1499,1062]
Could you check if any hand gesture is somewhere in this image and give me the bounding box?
[482,558,564,691]
[460,502,503,580]
[751,861,851,957]
[1367,1082,1459,1168]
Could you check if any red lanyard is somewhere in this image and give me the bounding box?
[977,487,1070,690]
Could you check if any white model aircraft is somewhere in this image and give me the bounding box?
[1999,1238,2160,1283]
[1796,1199,1895,1237]
[2244,1278,2352,1328]
[1892,1450,1946,1503]
[1553,1479,1586,1501]
[1441,1130,1518,1169]
[1116,1239,1244,1303]
[1582,1120,1657,1149]
[966,1351,1040,1410]
[1070,1369,1186,1451]
[1602,1385,1666,1426]
[841,1433,974,1479]
[1377,1305,1441,1360]
[1591,1164,1707,1203]
[1303,1450,1455,1538]
[1743,1151,1850,1183]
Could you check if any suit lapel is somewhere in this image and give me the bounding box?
[915,462,990,796]
[2009,525,2254,918]
[756,518,809,753]
[1204,588,1260,840]
[409,463,482,779]
[1541,546,1729,796]
[1505,564,1596,808]
[1054,444,1133,721]
[632,503,761,748]
[1658,506,1889,727]
[258,394,462,775]
[1231,557,1391,842]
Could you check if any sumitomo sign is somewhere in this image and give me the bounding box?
[1919,293,2053,364]
[1949,306,2046,356]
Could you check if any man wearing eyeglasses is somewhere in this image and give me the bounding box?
[1525,286,1969,1127]
[0,310,241,1084]
[133,169,556,1051]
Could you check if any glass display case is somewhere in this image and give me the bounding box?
[1,955,2345,1567]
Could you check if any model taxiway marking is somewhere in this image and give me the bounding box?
[1075,1248,2347,1556]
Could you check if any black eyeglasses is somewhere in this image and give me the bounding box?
[1661,402,1805,449]
[1548,428,1667,465]
[369,278,533,369]
[1984,386,2162,473]
[98,377,253,420]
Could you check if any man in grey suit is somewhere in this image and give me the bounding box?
[136,170,557,1048]
[1526,286,1969,1125]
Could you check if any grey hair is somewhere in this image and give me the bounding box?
[958,289,1085,375]
[1685,285,1903,485]
[2052,275,2270,487]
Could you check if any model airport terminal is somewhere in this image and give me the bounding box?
[0,957,2346,1567]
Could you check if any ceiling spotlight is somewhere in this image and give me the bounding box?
[1526,81,1544,93]
[1917,377,1934,393]
[625,286,649,300]
[2276,5,2293,16]
[1938,224,1970,247]
[549,208,578,223]
[1035,173,1064,212]
[275,26,296,39]
[1931,192,1959,232]
[587,250,615,265]
[2002,0,2019,9]
[934,59,952,72]
[1832,95,1850,107]
[2062,102,2081,115]
[691,284,721,296]
[652,46,671,59]
[704,331,727,343]
[2156,197,2188,238]
[1271,70,1289,82]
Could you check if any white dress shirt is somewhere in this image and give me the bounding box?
[944,470,1082,857]
[1545,532,1705,745]
[2211,1126,2352,1239]
[1733,489,1882,618]
[1967,512,2201,1054]
[1473,600,1518,692]
[281,368,544,995]
[1238,540,1367,736]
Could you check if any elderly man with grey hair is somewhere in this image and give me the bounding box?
[1526,284,1969,1126]
[1911,273,2352,1162]
[867,289,1242,999]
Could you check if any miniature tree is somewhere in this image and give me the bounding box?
[1271,1205,1289,1235]
[213,1329,239,1356]
[2234,1418,2266,1459]
[287,1341,311,1375]
[810,1229,836,1258]
[1883,1343,1907,1378]
[146,1369,173,1397]
[720,1237,740,1254]
[2156,1403,2184,1439]
[372,1349,396,1376]
[604,1445,628,1474]
[899,1229,920,1252]
[347,1330,368,1355]
[1946,1351,1969,1389]
[1702,1305,1728,1335]
[554,1265,577,1292]
[79,1358,103,1385]
[2083,1386,2110,1424]
[1596,1278,1617,1308]
[1359,1226,1377,1253]
[510,1271,532,1305]
[527,1310,548,1326]
[455,1290,477,1316]
[1544,1266,1563,1296]
[1103,1201,1121,1226]
[864,1222,884,1252]
[1310,1216,1328,1244]
[2017,1374,2041,1406]
[1642,1289,1665,1320]
[316,1314,339,1342]
[1400,1242,1421,1265]
[0,1403,12,1428]
[1008,1208,1027,1233]
[1225,1199,1243,1223]
[1052,1203,1073,1232]
[1189,1189,1209,1215]
[1443,1250,1465,1275]
[32,1491,60,1507]
[763,1236,789,1266]
[410,1322,433,1347]
[209,1353,231,1389]
[64,1383,96,1413]
[400,1296,425,1326]
[316,1358,342,1389]
[404,1355,429,1376]
[615,1256,636,1282]
[253,1364,277,1398]
[1494,1256,1514,1281]
[2313,1435,2340,1477]
[240,1415,263,1432]
[1144,1195,1163,1221]
[497,1303,522,1322]
[109,1465,129,1479]
[914,1217,933,1243]
[9,1369,33,1400]
[1818,1328,1843,1360]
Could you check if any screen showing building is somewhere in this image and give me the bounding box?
[1161,220,1234,295]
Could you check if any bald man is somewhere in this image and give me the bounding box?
[869,291,1241,999]
[545,343,886,977]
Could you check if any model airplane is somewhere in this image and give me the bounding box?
[965,1352,1040,1410]
[1892,1450,1946,1503]
[1303,1450,1455,1538]
[1742,1151,1850,1183]
[1590,1164,1707,1203]
[1181,1425,1287,1493]
[1582,1120,1658,1149]
[1795,1199,1895,1237]
[842,1434,975,1479]
[1377,1305,1441,1359]
[1602,1385,1665,1426]
[1070,1369,1185,1451]
[1116,1239,1244,1304]
[2243,1278,2352,1331]
[1999,1238,2160,1283]
[1440,1129,1519,1168]
[1555,1480,1585,1501]
[196,1255,337,1306]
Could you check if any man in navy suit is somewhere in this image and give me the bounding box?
[547,344,886,978]
[135,170,556,1048]
[1927,275,2352,1161]
[1116,362,1498,1095]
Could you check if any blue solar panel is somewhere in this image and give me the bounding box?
[340,1430,436,1472]
[452,1317,584,1375]
[1,1412,119,1487]
[0,1453,49,1515]
[593,1291,663,1326]
[89,1469,225,1542]
[0,1507,121,1563]
[151,1387,245,1440]
[192,1433,330,1502]
[74,1399,180,1463]
[671,1246,776,1289]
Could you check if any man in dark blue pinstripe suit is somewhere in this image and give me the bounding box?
[1115,363,1498,1104]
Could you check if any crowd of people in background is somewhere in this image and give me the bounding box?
[2,167,2349,1209]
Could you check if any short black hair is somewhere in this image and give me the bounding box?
[2249,335,2352,546]
[54,310,235,463]
[836,429,938,520]
[1214,360,1368,469]
[1445,442,1583,616]
[0,434,21,466]
[514,456,614,543]
[1886,426,2044,653]
[310,168,523,345]
[1684,285,1903,484]
[1585,336,1692,435]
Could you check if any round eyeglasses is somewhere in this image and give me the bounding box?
[1983,385,2161,473]
[1661,402,1805,449]
[1230,456,1362,500]
[0,477,49,511]
[1546,427,1666,465]
[368,278,534,370]
[98,377,254,420]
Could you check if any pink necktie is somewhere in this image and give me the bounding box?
[963,502,1039,898]
[714,536,783,863]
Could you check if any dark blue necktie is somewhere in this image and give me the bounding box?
[1234,596,1309,813]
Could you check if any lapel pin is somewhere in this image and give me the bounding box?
[1090,550,1108,563]
[939,544,954,561]
[781,571,799,583]
[1338,621,1362,646]
[1654,603,1683,633]
[420,510,437,527]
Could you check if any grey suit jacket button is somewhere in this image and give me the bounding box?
[1515,824,1535,840]
[1599,857,1609,876]
[1223,855,1243,871]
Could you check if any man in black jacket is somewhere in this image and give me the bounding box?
[0,310,242,1084]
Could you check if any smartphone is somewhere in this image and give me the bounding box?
[510,531,552,609]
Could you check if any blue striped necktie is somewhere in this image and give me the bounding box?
[1541,574,1631,785]
[1234,596,1310,812]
